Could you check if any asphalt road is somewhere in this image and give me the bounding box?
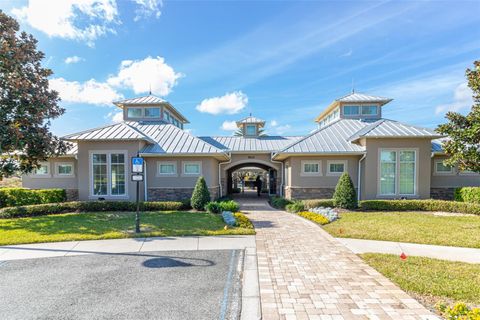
[0,250,242,320]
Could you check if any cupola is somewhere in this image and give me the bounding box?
[314,92,392,128]
[235,114,266,137]
[113,94,189,129]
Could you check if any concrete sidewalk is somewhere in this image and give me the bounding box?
[337,238,480,264]
[0,235,255,261]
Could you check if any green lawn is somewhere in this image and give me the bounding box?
[322,211,480,248]
[0,211,255,245]
[361,253,480,306]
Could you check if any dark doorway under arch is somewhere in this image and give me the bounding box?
[226,162,277,196]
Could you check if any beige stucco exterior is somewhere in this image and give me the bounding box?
[22,157,78,190]
[430,155,480,188]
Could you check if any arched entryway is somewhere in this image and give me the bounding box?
[226,162,278,196]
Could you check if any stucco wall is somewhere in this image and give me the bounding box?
[76,140,146,201]
[362,138,432,200]
[22,157,78,190]
[430,155,480,188]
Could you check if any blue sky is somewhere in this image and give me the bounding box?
[3,0,480,137]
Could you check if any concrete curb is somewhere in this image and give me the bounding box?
[240,246,261,320]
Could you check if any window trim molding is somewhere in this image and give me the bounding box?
[156,161,178,177]
[300,160,322,177]
[54,162,75,178]
[182,161,202,176]
[144,107,161,118]
[377,148,419,197]
[32,161,51,178]
[326,160,347,176]
[434,160,454,175]
[88,150,128,199]
[127,107,144,118]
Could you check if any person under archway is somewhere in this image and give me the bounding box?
[255,175,263,197]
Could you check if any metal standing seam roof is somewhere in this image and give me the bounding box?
[199,136,301,152]
[336,92,393,104]
[113,95,166,105]
[277,119,369,155]
[63,122,152,141]
[348,119,442,142]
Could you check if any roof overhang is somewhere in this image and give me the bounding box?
[139,152,230,161]
[350,135,444,143]
[272,151,366,161]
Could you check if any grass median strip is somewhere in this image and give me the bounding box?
[0,211,255,246]
[323,211,480,248]
[361,253,480,307]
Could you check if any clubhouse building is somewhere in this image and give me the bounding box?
[22,92,480,201]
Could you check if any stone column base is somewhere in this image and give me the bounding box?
[430,187,455,200]
[66,189,79,201]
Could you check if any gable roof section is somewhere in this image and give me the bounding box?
[275,119,368,157]
[199,136,301,152]
[63,122,153,142]
[348,119,442,142]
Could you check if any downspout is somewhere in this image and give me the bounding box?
[218,153,232,198]
[270,153,284,197]
[357,153,367,201]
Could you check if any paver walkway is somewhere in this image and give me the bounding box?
[239,198,439,320]
[337,238,480,264]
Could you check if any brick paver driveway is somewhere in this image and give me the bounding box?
[239,197,439,320]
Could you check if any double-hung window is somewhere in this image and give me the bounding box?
[379,150,416,196]
[91,152,127,197]
[301,161,321,176]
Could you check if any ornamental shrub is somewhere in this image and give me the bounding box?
[286,200,305,213]
[0,201,185,218]
[333,172,357,209]
[358,199,480,215]
[455,187,480,204]
[0,188,66,208]
[302,199,335,209]
[218,200,240,213]
[205,201,222,214]
[269,196,292,209]
[190,176,210,210]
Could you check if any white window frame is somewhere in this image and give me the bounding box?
[434,160,454,175]
[33,161,51,178]
[327,160,347,176]
[89,150,128,199]
[157,161,177,176]
[377,148,418,197]
[301,160,322,176]
[54,162,75,177]
[182,161,202,176]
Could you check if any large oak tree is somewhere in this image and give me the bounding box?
[0,10,68,179]
[437,61,480,173]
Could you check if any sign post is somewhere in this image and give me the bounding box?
[132,156,144,233]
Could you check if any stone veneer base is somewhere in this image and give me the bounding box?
[430,187,455,200]
[66,189,79,201]
[148,187,219,201]
[285,187,336,200]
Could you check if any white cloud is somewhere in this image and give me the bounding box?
[435,82,473,115]
[221,120,238,131]
[270,120,278,127]
[272,124,291,135]
[64,56,84,64]
[340,49,353,57]
[107,56,182,96]
[196,91,248,115]
[12,0,119,47]
[132,0,162,21]
[106,111,124,123]
[50,77,123,105]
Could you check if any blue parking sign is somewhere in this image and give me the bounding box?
[132,157,144,173]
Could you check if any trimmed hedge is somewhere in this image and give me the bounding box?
[455,187,480,204]
[269,196,292,209]
[359,199,480,215]
[303,199,335,209]
[0,188,66,208]
[285,200,305,213]
[0,201,188,219]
